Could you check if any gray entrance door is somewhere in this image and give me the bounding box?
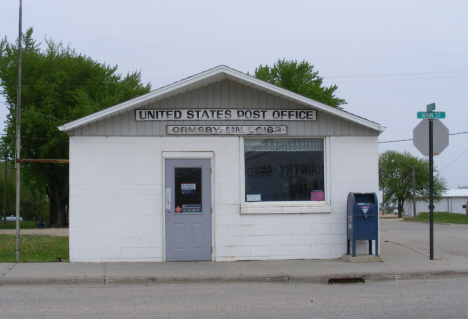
[165,159,212,261]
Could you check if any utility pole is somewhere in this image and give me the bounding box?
[412,163,416,218]
[15,0,23,263]
[391,158,416,218]
[3,149,6,225]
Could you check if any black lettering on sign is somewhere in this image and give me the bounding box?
[138,111,147,120]
[201,111,210,119]
[147,111,155,119]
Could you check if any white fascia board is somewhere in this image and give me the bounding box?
[59,65,385,134]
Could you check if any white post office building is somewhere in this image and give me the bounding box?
[59,66,385,262]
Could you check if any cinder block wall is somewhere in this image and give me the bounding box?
[69,135,379,262]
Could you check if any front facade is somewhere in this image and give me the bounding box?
[60,66,385,262]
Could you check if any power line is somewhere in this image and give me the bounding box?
[325,70,468,78]
[0,102,68,122]
[20,108,67,122]
[326,74,468,84]
[379,131,468,144]
[379,138,413,144]
[439,147,468,170]
[2,70,468,83]
[0,133,68,143]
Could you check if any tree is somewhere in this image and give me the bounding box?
[253,59,346,109]
[0,28,151,226]
[0,161,49,223]
[379,150,447,218]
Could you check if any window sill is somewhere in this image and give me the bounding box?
[240,203,331,215]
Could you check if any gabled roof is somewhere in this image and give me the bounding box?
[58,65,386,133]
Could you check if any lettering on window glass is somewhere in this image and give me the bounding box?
[244,139,325,202]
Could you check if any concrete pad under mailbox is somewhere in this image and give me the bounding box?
[342,254,384,263]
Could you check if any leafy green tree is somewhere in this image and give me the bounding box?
[379,150,447,218]
[0,161,48,223]
[253,59,346,109]
[0,28,151,226]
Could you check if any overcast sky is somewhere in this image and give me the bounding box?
[1,0,467,190]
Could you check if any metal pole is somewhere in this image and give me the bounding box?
[412,163,416,219]
[15,0,22,263]
[429,119,434,260]
[3,150,6,225]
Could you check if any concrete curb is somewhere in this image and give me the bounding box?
[3,270,468,286]
[0,277,104,286]
[392,271,468,281]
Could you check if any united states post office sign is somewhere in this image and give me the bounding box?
[135,109,316,121]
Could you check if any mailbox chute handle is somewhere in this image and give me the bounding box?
[361,205,370,219]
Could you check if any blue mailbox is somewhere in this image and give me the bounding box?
[346,192,379,257]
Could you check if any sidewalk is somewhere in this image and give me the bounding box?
[1,240,468,285]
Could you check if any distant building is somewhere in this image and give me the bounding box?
[59,66,385,262]
[403,189,468,216]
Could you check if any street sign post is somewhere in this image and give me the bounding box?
[413,103,448,261]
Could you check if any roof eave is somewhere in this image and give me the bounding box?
[59,65,385,134]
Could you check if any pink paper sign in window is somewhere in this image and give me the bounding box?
[311,191,324,201]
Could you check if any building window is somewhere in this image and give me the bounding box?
[244,138,325,202]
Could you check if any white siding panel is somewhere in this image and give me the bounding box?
[244,86,252,109]
[206,84,214,108]
[69,134,379,262]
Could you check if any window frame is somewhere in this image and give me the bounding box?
[239,137,331,215]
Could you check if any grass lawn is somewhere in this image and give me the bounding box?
[0,234,69,263]
[405,212,468,224]
[0,221,37,229]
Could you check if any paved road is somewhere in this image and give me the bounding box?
[380,219,468,259]
[1,279,468,318]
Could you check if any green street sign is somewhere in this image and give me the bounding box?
[417,112,446,119]
[427,103,436,112]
